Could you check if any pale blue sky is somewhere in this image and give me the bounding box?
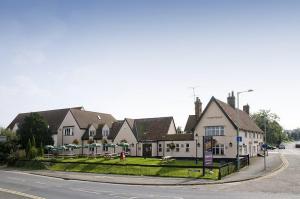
[1,0,299,129]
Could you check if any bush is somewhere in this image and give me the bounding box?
[28,147,38,160]
[38,147,44,157]
[13,160,47,170]
[16,150,26,160]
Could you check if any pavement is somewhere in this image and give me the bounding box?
[19,150,284,186]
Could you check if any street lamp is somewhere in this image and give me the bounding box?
[237,89,254,171]
[195,133,198,164]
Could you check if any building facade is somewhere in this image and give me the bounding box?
[7,92,264,159]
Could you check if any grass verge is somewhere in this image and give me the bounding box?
[49,162,219,180]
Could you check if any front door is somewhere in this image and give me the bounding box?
[143,144,152,157]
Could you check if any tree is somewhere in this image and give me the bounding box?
[288,128,300,141]
[17,113,54,149]
[26,139,32,159]
[251,110,287,145]
[0,128,19,161]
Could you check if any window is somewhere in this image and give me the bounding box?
[176,144,180,152]
[102,129,109,137]
[63,127,74,136]
[185,143,190,152]
[158,144,162,152]
[205,126,224,136]
[89,130,95,137]
[244,145,247,154]
[245,132,248,138]
[239,145,243,154]
[181,144,184,148]
[212,144,225,155]
[166,144,170,152]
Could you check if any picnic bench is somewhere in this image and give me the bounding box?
[104,153,118,160]
[161,156,174,163]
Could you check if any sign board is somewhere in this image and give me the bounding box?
[203,136,214,170]
[204,151,213,166]
[236,136,242,142]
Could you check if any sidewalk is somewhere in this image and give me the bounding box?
[24,152,284,186]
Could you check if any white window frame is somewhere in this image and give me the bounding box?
[175,144,180,152]
[212,144,225,155]
[63,127,74,136]
[158,144,162,152]
[205,126,225,136]
[89,130,95,137]
[185,143,190,152]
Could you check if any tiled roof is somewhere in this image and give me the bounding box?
[102,116,195,142]
[215,99,263,133]
[108,120,124,140]
[184,115,197,133]
[133,117,174,141]
[82,124,104,140]
[7,107,79,134]
[160,133,194,141]
[70,109,116,129]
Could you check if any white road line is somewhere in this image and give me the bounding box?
[0,187,45,199]
[35,181,46,185]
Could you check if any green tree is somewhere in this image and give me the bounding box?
[0,128,19,161]
[17,113,53,149]
[251,110,287,145]
[26,139,32,159]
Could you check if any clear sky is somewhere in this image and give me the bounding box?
[0,0,299,130]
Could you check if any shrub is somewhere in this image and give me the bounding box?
[28,147,38,160]
[72,139,79,145]
[16,150,26,160]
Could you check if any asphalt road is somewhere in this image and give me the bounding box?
[0,142,299,199]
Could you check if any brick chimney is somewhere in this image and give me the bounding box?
[227,91,236,109]
[243,104,250,114]
[195,97,202,119]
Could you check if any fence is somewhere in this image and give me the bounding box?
[218,155,250,179]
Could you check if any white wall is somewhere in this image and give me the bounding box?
[113,121,138,156]
[57,110,85,146]
[167,119,177,135]
[194,101,238,159]
[157,141,196,158]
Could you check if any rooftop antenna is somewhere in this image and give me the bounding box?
[188,86,200,102]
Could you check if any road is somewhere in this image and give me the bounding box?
[0,142,299,199]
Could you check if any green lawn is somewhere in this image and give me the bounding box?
[50,163,219,180]
[47,157,220,167]
[43,157,220,180]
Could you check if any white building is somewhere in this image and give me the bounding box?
[7,92,263,159]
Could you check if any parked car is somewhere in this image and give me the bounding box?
[278,144,285,149]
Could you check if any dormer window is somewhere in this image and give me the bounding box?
[89,130,95,137]
[97,115,101,120]
[102,129,109,137]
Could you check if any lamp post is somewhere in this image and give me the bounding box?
[264,116,267,171]
[195,133,198,164]
[237,89,253,171]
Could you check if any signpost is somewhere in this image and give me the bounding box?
[203,136,213,176]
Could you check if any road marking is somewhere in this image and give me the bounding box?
[35,181,46,185]
[0,187,45,199]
